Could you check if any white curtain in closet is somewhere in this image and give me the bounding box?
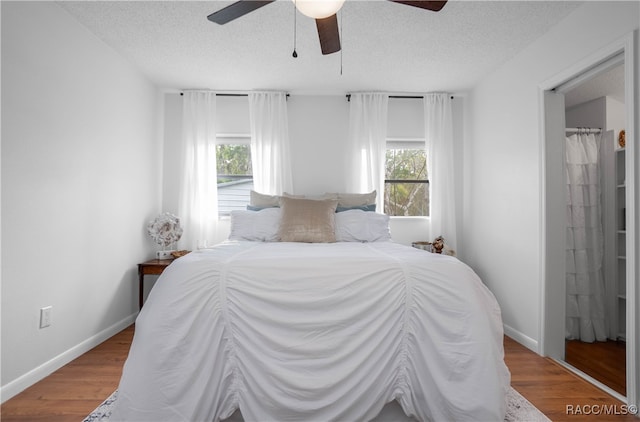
[424,93,457,251]
[347,93,389,211]
[249,92,293,194]
[565,132,607,343]
[178,91,218,250]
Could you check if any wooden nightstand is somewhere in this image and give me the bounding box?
[137,258,174,310]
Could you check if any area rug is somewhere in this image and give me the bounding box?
[84,387,550,421]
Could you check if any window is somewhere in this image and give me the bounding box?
[216,135,252,216]
[384,140,429,216]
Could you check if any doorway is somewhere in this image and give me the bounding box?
[541,33,637,407]
[562,62,626,396]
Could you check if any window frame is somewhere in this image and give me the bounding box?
[216,133,252,217]
[384,137,429,218]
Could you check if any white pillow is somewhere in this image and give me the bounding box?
[334,209,391,242]
[229,208,281,242]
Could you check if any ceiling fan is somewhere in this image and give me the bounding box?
[207,0,448,55]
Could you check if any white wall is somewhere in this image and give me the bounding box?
[288,96,351,194]
[161,94,465,247]
[606,96,626,138]
[1,1,161,400]
[464,1,639,351]
[566,97,606,128]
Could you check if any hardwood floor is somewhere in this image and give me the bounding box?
[0,327,132,422]
[1,326,636,421]
[565,340,627,396]
[565,339,626,396]
[505,337,636,421]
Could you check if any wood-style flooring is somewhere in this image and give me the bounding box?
[565,339,627,397]
[1,325,636,421]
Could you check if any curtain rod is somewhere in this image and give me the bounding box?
[178,92,454,101]
[345,94,454,101]
[565,127,602,134]
[179,93,290,98]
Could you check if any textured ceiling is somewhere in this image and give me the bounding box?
[58,0,585,95]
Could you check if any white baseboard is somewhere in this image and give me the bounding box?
[1,313,137,404]
[504,323,540,354]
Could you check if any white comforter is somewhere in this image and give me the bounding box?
[111,241,510,421]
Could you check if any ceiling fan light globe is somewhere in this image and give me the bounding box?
[292,0,346,19]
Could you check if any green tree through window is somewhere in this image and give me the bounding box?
[385,148,429,216]
[216,144,252,182]
[216,144,253,216]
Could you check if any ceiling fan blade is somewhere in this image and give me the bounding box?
[316,14,341,55]
[388,0,447,12]
[207,0,275,24]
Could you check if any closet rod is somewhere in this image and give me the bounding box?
[565,127,602,134]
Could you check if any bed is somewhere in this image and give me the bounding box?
[111,196,510,421]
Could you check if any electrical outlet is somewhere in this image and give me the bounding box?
[40,306,52,328]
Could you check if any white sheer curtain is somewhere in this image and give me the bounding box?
[424,93,457,251]
[347,93,389,211]
[565,132,607,342]
[178,91,218,250]
[248,92,293,194]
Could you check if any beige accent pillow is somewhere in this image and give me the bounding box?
[250,190,280,208]
[335,191,377,207]
[284,192,338,200]
[282,192,305,199]
[278,197,338,243]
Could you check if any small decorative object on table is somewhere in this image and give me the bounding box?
[411,241,433,252]
[412,237,456,256]
[432,236,445,254]
[147,212,183,259]
[432,235,456,256]
[171,250,190,258]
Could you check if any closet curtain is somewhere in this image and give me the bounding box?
[424,93,457,251]
[347,93,389,211]
[178,91,218,250]
[249,92,293,194]
[565,132,607,343]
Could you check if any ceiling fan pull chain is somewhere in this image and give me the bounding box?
[292,0,298,58]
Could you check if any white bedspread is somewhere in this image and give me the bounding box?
[111,241,510,421]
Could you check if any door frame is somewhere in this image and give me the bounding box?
[538,31,637,406]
